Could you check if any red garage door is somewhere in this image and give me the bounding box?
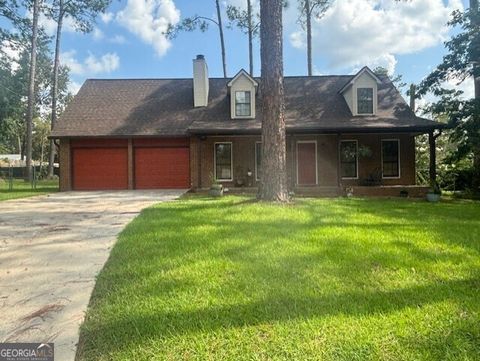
[72,143,128,190]
[134,141,190,189]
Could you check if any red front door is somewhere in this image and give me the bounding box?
[297,142,317,185]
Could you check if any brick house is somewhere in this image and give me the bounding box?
[51,55,443,196]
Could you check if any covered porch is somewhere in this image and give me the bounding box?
[189,129,440,198]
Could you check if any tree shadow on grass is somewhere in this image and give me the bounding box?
[77,275,480,359]
[77,196,480,359]
[104,196,479,300]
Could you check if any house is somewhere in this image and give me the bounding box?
[51,55,443,196]
[0,154,22,166]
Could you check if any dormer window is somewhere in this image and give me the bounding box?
[357,88,373,114]
[339,66,381,116]
[227,69,258,119]
[235,91,251,117]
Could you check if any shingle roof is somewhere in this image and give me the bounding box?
[52,75,441,138]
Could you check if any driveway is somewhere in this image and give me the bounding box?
[0,190,186,360]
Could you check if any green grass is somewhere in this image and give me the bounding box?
[0,179,59,201]
[78,196,480,361]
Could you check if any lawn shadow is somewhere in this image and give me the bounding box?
[77,275,480,358]
[76,195,480,360]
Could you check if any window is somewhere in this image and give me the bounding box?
[340,140,358,178]
[215,143,232,181]
[255,142,262,181]
[235,91,251,117]
[382,140,400,178]
[357,88,374,114]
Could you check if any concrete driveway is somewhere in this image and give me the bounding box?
[0,190,185,360]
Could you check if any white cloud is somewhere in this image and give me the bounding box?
[416,76,475,114]
[61,50,84,74]
[68,80,82,95]
[85,53,120,73]
[445,77,475,100]
[61,50,120,75]
[92,28,104,40]
[0,40,21,72]
[289,0,463,74]
[90,28,127,44]
[223,0,258,11]
[100,12,114,24]
[289,31,304,49]
[116,0,180,57]
[109,35,127,44]
[355,54,398,76]
[38,13,76,36]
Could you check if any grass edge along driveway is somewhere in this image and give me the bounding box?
[0,179,58,201]
[77,195,480,361]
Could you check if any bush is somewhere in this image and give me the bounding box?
[438,167,474,191]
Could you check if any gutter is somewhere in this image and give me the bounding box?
[188,124,447,136]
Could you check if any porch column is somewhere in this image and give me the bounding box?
[428,130,436,185]
[189,136,201,190]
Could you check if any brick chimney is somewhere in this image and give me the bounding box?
[193,54,209,107]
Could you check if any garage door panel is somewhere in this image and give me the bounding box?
[135,147,189,189]
[73,148,128,190]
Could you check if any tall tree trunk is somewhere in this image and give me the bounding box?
[471,0,480,193]
[215,0,227,78]
[258,0,289,202]
[247,0,254,76]
[25,0,41,181]
[305,0,312,76]
[47,2,64,178]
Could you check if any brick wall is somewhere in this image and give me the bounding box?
[194,133,417,190]
[194,136,261,189]
[58,133,417,192]
[59,139,71,191]
[339,133,416,187]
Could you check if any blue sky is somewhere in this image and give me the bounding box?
[33,0,470,98]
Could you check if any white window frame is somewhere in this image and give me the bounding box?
[296,140,318,186]
[234,90,252,118]
[339,139,359,180]
[214,142,233,182]
[255,141,262,181]
[357,87,374,115]
[381,139,401,179]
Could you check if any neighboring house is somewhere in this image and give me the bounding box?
[0,154,23,167]
[51,55,443,196]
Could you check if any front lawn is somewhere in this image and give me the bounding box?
[0,179,59,201]
[77,196,480,361]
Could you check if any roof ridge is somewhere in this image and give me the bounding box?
[85,75,355,82]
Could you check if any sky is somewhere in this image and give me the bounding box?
[21,0,475,99]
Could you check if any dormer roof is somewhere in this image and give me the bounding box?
[338,66,382,94]
[227,69,258,88]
